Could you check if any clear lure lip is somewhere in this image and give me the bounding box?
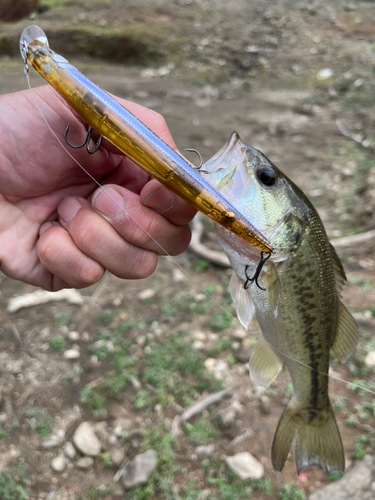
[20,25,273,253]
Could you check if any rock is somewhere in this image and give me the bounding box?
[63,441,76,459]
[76,456,94,469]
[316,68,334,81]
[233,347,251,364]
[204,358,228,379]
[220,401,243,428]
[193,340,205,350]
[63,349,80,360]
[138,289,155,300]
[309,455,374,500]
[365,351,375,368]
[259,396,272,415]
[51,454,67,473]
[233,327,247,340]
[42,428,66,448]
[68,331,80,341]
[110,448,126,466]
[195,445,214,455]
[73,422,102,456]
[225,452,264,480]
[121,449,157,489]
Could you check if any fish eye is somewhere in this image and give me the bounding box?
[256,165,276,186]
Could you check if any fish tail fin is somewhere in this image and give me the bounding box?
[272,403,345,474]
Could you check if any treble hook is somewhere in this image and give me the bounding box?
[64,124,102,154]
[244,251,271,291]
[185,148,209,173]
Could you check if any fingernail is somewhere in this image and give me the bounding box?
[59,198,82,224]
[143,187,174,213]
[93,187,125,218]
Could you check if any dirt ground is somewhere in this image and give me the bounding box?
[1,0,375,499]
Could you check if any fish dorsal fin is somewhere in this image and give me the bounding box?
[331,301,358,362]
[330,243,346,294]
[229,272,255,329]
[249,338,283,388]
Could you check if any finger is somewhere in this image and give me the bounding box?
[140,179,197,226]
[57,196,160,278]
[37,222,105,289]
[90,186,192,255]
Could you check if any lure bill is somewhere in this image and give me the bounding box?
[19,25,272,254]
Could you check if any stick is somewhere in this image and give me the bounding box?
[331,229,375,248]
[181,388,233,422]
[189,215,230,267]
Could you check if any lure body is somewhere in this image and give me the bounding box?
[19,25,272,253]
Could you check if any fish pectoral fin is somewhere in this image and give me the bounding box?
[331,301,358,362]
[229,271,255,329]
[272,403,345,474]
[249,338,283,388]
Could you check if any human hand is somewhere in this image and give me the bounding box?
[0,86,196,290]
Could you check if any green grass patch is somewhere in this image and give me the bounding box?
[142,334,223,408]
[0,463,29,500]
[48,336,66,350]
[25,408,54,437]
[278,482,306,500]
[185,417,217,445]
[55,312,70,328]
[76,485,115,500]
[209,312,233,331]
[209,339,232,357]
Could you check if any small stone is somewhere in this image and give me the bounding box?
[63,349,80,360]
[110,448,126,466]
[225,452,264,479]
[193,340,205,350]
[63,441,76,459]
[233,328,247,340]
[73,422,102,456]
[220,401,243,428]
[259,396,272,415]
[51,454,67,473]
[121,449,157,489]
[195,445,214,455]
[173,269,186,283]
[138,289,155,300]
[316,68,333,81]
[233,347,251,364]
[365,351,375,368]
[68,331,80,341]
[76,456,94,469]
[193,331,207,341]
[42,428,66,448]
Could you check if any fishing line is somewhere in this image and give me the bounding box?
[24,69,375,399]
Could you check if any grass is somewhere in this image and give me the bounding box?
[76,485,115,500]
[48,336,66,350]
[0,463,29,500]
[185,417,217,445]
[25,408,54,437]
[278,482,306,500]
[142,334,223,408]
[126,424,177,500]
[208,312,233,331]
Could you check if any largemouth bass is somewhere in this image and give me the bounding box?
[202,132,358,473]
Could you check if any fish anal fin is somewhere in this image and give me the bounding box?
[331,301,358,362]
[249,338,283,388]
[229,272,255,330]
[272,404,345,474]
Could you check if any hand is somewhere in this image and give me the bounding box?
[0,86,196,290]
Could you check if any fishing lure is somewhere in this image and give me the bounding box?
[19,24,272,255]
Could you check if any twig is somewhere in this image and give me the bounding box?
[331,229,375,248]
[181,388,233,422]
[336,119,371,148]
[189,215,230,267]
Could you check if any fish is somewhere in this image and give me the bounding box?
[201,132,358,474]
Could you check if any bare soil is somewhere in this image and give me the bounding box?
[1,0,375,499]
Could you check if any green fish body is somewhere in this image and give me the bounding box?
[202,133,358,474]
